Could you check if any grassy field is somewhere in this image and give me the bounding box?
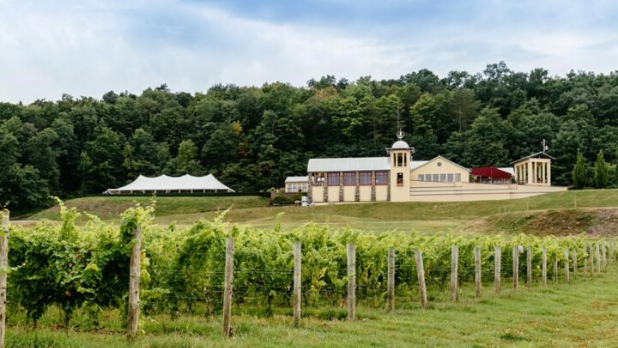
[26,189,618,234]
[6,267,618,347]
[29,196,270,221]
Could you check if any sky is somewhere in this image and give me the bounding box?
[1,0,618,103]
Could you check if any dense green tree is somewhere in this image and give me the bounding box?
[594,150,609,188]
[5,63,618,212]
[174,140,201,175]
[572,150,587,189]
[202,121,241,170]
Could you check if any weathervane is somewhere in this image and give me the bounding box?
[396,109,404,140]
[397,128,405,140]
[541,139,548,152]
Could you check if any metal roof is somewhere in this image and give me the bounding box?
[308,157,390,172]
[510,152,555,164]
[471,167,512,179]
[498,167,515,176]
[285,176,308,183]
[391,140,411,149]
[410,160,428,170]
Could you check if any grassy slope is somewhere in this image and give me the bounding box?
[26,189,618,233]
[8,267,618,347]
[29,196,270,221]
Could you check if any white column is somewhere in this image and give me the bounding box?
[547,162,551,185]
[528,161,533,184]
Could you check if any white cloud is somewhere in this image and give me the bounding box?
[1,0,618,103]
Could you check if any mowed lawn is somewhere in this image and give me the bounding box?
[24,189,618,233]
[29,196,270,221]
[7,267,618,347]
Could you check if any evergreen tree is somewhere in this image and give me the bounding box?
[571,150,587,189]
[594,150,609,188]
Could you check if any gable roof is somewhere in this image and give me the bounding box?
[308,157,390,172]
[285,176,308,183]
[410,160,428,170]
[410,156,469,172]
[511,152,555,164]
[498,167,515,176]
[471,167,512,179]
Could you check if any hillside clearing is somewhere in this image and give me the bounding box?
[24,189,618,234]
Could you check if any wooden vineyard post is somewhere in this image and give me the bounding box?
[293,241,302,327]
[450,245,458,302]
[526,247,532,288]
[0,210,8,348]
[474,247,481,300]
[601,241,607,270]
[595,242,601,274]
[541,249,547,287]
[553,259,558,284]
[572,250,577,278]
[414,250,428,309]
[347,243,356,321]
[494,246,501,293]
[127,225,142,338]
[387,247,395,312]
[564,249,570,284]
[222,238,234,338]
[512,246,519,290]
[583,251,588,277]
[590,244,595,277]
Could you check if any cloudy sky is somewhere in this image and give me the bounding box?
[1,0,618,103]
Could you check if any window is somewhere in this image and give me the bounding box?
[394,153,407,167]
[440,174,446,182]
[375,171,388,185]
[418,174,424,181]
[327,173,340,186]
[426,174,432,182]
[397,172,404,186]
[360,172,371,185]
[343,172,356,186]
[313,173,325,183]
[455,173,461,182]
[447,174,454,182]
[433,174,439,182]
[437,161,442,167]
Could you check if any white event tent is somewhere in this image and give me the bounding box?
[105,174,235,194]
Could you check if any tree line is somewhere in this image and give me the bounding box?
[2,61,618,213]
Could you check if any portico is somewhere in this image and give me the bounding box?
[511,152,554,186]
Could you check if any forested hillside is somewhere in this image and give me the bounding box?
[2,61,618,212]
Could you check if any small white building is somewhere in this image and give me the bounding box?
[285,176,309,193]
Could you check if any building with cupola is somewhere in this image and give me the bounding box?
[297,133,566,204]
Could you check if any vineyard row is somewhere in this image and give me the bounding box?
[0,204,614,340]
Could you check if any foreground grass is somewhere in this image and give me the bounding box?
[7,267,618,347]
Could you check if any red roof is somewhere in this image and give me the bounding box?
[470,167,512,179]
